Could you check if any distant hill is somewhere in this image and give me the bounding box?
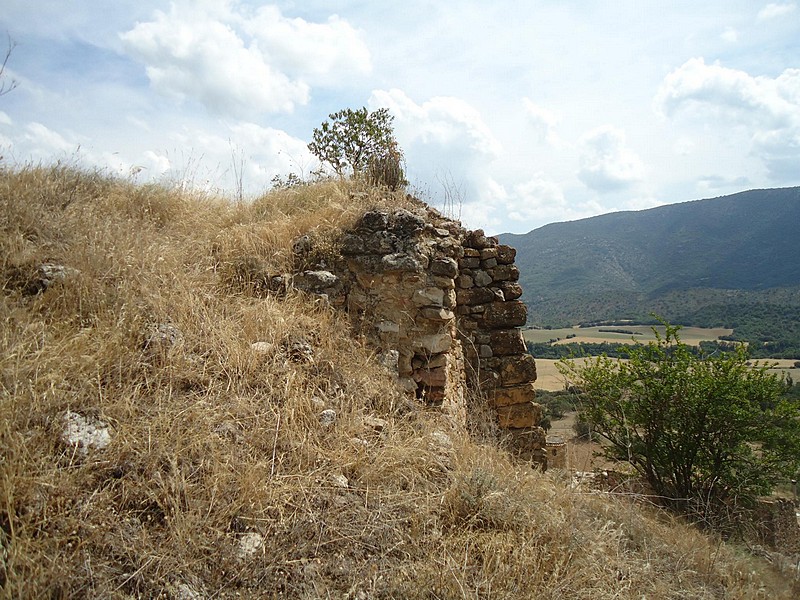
[499,187,800,353]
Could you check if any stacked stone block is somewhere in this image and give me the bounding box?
[455,230,545,461]
[291,206,544,463]
[337,209,467,422]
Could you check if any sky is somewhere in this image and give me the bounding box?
[0,1,799,234]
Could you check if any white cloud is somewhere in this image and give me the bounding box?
[522,98,561,146]
[757,2,797,20]
[23,122,76,156]
[120,2,371,117]
[368,88,504,228]
[0,111,12,126]
[241,5,371,85]
[655,58,800,180]
[577,126,645,193]
[371,88,501,157]
[121,4,308,116]
[721,27,738,43]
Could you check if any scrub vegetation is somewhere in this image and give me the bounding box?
[1,165,798,598]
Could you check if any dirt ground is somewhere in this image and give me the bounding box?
[546,411,625,472]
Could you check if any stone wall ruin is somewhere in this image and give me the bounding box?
[291,201,545,465]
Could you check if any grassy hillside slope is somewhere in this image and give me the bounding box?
[500,187,800,329]
[1,166,797,598]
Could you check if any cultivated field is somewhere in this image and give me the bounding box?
[534,358,798,392]
[524,325,733,346]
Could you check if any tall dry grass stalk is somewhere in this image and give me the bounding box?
[0,165,797,598]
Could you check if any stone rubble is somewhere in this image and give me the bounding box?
[61,411,112,455]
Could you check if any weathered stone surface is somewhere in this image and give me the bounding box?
[497,354,537,386]
[458,256,480,269]
[413,334,452,353]
[391,209,426,235]
[377,321,400,333]
[462,247,480,258]
[430,257,458,278]
[497,402,542,428]
[495,281,523,301]
[359,210,390,232]
[62,411,111,454]
[443,289,457,309]
[473,270,493,287]
[29,263,81,294]
[293,270,338,292]
[420,307,455,321]
[251,341,276,355]
[431,275,456,290]
[456,274,474,289]
[237,532,265,560]
[488,264,520,282]
[340,233,365,255]
[319,409,337,427]
[381,253,425,272]
[413,287,445,306]
[464,229,494,249]
[496,245,516,264]
[490,329,526,355]
[482,258,498,269]
[365,231,400,254]
[483,300,527,328]
[456,287,496,306]
[491,382,536,407]
[479,344,493,358]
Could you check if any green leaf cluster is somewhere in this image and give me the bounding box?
[308,107,405,189]
[559,321,800,527]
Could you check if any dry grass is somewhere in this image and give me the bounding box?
[1,164,797,598]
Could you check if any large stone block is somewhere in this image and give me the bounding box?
[490,329,526,355]
[496,245,516,265]
[412,334,452,354]
[495,281,523,301]
[488,264,520,282]
[483,300,527,328]
[490,382,536,407]
[497,354,537,386]
[360,210,390,231]
[413,287,445,307]
[497,402,542,428]
[473,270,493,287]
[430,257,459,278]
[464,229,494,250]
[381,253,426,272]
[456,287,496,306]
[420,307,455,321]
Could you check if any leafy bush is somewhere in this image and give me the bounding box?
[308,107,406,189]
[559,321,800,528]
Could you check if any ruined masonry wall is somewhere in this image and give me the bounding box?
[292,204,544,463]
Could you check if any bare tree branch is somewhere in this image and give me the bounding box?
[0,33,19,98]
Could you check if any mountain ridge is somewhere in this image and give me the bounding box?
[498,186,800,328]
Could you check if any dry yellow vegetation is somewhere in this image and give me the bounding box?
[1,165,797,598]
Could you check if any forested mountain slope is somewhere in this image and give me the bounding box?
[499,187,800,336]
